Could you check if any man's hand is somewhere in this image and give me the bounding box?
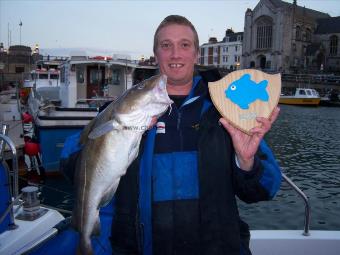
[219,107,280,171]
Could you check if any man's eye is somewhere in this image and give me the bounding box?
[161,43,171,49]
[182,42,191,48]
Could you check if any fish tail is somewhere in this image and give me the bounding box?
[78,235,94,255]
[258,80,269,101]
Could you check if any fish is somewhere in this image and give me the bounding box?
[71,74,173,255]
[225,73,269,109]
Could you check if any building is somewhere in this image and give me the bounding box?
[306,17,340,73]
[0,43,42,90]
[242,0,330,73]
[199,29,243,71]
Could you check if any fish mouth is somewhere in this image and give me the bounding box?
[158,74,173,105]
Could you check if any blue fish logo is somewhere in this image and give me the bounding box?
[225,74,269,109]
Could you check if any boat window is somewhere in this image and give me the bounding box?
[89,69,102,84]
[50,74,59,80]
[60,67,65,83]
[111,69,120,85]
[299,90,306,95]
[39,74,48,79]
[76,66,84,83]
[306,90,312,96]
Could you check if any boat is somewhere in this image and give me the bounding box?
[0,132,65,255]
[279,88,321,106]
[320,90,340,107]
[26,53,157,173]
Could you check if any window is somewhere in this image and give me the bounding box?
[235,46,238,52]
[256,16,273,49]
[296,26,301,40]
[89,69,102,84]
[50,74,59,80]
[15,66,25,73]
[237,35,242,41]
[234,56,238,62]
[200,48,205,57]
[305,28,312,42]
[213,56,218,63]
[330,35,338,56]
[214,47,219,54]
[111,69,120,85]
[60,66,65,83]
[76,66,84,83]
[299,90,306,95]
[39,73,48,79]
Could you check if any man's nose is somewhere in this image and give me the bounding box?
[170,44,181,58]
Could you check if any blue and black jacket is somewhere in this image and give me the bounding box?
[110,70,282,255]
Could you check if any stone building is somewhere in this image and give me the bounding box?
[242,0,330,73]
[306,17,340,73]
[199,29,243,71]
[0,43,42,90]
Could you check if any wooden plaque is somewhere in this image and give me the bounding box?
[208,69,281,134]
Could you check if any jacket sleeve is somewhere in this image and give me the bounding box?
[232,140,282,203]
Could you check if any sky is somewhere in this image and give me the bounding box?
[0,0,340,59]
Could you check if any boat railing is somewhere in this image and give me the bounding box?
[282,172,311,236]
[0,124,20,229]
[282,73,340,85]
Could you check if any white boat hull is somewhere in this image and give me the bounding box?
[250,230,340,255]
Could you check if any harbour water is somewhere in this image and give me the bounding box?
[40,105,340,231]
[239,105,340,230]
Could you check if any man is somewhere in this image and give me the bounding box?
[110,15,281,255]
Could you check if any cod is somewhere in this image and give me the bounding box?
[72,74,172,255]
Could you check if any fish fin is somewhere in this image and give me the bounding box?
[239,103,249,110]
[88,120,119,139]
[241,73,251,81]
[79,101,116,144]
[258,80,269,101]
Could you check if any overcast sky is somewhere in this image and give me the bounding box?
[0,0,339,58]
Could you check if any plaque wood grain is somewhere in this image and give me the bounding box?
[208,69,281,134]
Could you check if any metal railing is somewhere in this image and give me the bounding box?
[0,125,20,229]
[282,172,311,236]
[282,73,340,85]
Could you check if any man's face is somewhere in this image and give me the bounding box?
[155,24,198,87]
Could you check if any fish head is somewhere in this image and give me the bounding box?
[115,74,173,125]
[226,82,239,101]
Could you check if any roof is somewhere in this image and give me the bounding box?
[315,16,340,34]
[267,0,330,19]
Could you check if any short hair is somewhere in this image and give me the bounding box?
[153,15,199,53]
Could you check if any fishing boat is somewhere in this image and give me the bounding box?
[279,88,321,106]
[27,53,157,173]
[0,132,65,255]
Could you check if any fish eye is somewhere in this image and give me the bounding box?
[230,85,236,91]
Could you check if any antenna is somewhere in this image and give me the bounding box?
[19,20,23,45]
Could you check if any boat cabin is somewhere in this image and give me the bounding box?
[59,55,157,108]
